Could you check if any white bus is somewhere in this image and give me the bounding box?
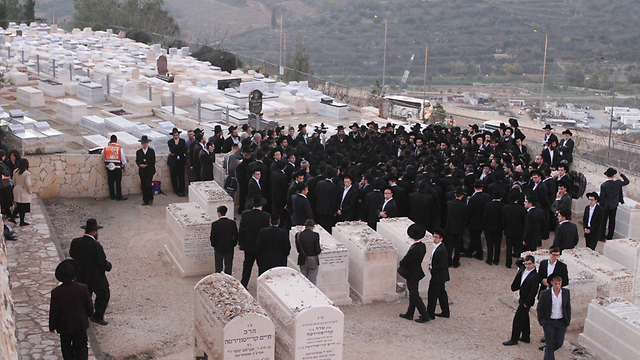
[384,95,431,120]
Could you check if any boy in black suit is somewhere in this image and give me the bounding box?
[399,224,429,323]
[426,228,450,321]
[210,206,238,275]
[537,274,571,360]
[583,192,604,250]
[135,135,156,206]
[504,255,540,346]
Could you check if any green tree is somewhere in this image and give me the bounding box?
[428,102,446,123]
[368,80,385,107]
[23,0,35,24]
[271,9,277,29]
[501,62,523,75]
[285,35,312,82]
[0,3,8,29]
[564,65,585,86]
[192,46,242,72]
[628,73,640,85]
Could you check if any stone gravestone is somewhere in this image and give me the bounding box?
[146,49,156,65]
[131,68,140,80]
[603,238,640,306]
[288,224,351,305]
[165,203,214,277]
[118,31,125,38]
[257,267,344,360]
[376,217,433,297]
[122,81,137,97]
[194,273,275,360]
[579,298,640,360]
[188,181,235,220]
[332,221,398,304]
[157,55,168,76]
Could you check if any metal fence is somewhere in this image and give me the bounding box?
[575,132,640,176]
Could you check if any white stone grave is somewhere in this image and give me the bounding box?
[332,221,398,304]
[257,267,344,360]
[188,181,235,220]
[202,103,223,120]
[77,81,105,102]
[603,238,640,305]
[615,198,640,239]
[79,115,105,134]
[82,134,110,152]
[288,224,351,305]
[318,102,349,120]
[376,217,433,297]
[278,93,306,115]
[213,154,226,188]
[579,298,640,360]
[56,98,87,124]
[194,273,275,360]
[562,247,634,301]
[16,86,45,107]
[33,122,65,153]
[165,202,214,277]
[104,116,136,133]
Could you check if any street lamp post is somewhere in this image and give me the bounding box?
[608,65,617,162]
[382,18,387,89]
[535,30,548,123]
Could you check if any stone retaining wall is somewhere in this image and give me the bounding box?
[0,219,18,360]
[572,157,640,201]
[25,154,172,199]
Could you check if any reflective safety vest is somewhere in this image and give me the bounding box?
[104,144,122,163]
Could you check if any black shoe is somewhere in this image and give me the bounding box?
[463,252,473,258]
[486,260,493,265]
[399,313,413,320]
[493,260,499,265]
[540,337,546,343]
[19,222,29,226]
[539,346,545,351]
[474,255,483,261]
[502,340,518,346]
[142,202,149,206]
[518,337,530,343]
[116,197,128,201]
[91,318,108,326]
[111,197,116,200]
[149,199,153,205]
[453,262,460,268]
[7,217,16,224]
[506,263,512,269]
[179,192,187,197]
[435,313,450,318]
[415,317,430,323]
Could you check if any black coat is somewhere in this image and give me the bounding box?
[541,148,561,169]
[191,142,203,178]
[502,202,527,238]
[599,174,630,210]
[49,281,94,334]
[483,199,505,234]
[445,198,467,236]
[357,184,374,221]
[523,207,545,250]
[271,170,289,215]
[69,235,112,290]
[583,204,604,242]
[247,177,263,199]
[512,269,540,308]
[295,228,321,266]
[553,221,579,251]
[337,185,359,221]
[135,147,156,177]
[399,241,426,280]
[409,191,437,232]
[380,198,397,218]
[222,136,238,153]
[199,150,214,181]
[430,243,450,283]
[291,194,314,226]
[256,226,291,274]
[238,209,271,252]
[537,287,571,327]
[210,217,238,253]
[167,138,187,167]
[466,191,491,231]
[390,185,408,217]
[558,138,574,163]
[538,259,569,294]
[365,190,385,228]
[209,134,225,154]
[529,181,549,210]
[315,179,338,216]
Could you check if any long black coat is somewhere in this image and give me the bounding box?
[210,217,238,253]
[238,209,270,252]
[523,207,545,250]
[553,221,579,251]
[135,147,156,177]
[315,179,338,216]
[256,226,291,274]
[337,185,359,221]
[583,204,604,243]
[199,150,214,181]
[291,194,314,226]
[483,199,505,234]
[445,198,467,236]
[357,184,374,221]
[247,177,263,199]
[167,138,187,167]
[271,170,289,216]
[558,138,574,163]
[295,228,321,266]
[541,148,561,169]
[503,202,527,238]
[399,241,426,280]
[409,191,437,232]
[512,269,540,308]
[365,190,385,228]
[430,243,450,283]
[599,174,630,210]
[49,281,94,334]
[466,191,491,231]
[69,235,112,291]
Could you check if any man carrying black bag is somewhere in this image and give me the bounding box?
[398,224,430,323]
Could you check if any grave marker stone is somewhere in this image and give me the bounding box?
[188,181,235,220]
[157,55,167,76]
[165,202,214,277]
[603,238,640,305]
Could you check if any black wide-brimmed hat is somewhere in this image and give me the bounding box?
[586,191,599,200]
[604,167,617,177]
[562,129,573,136]
[81,218,103,232]
[214,125,223,133]
[169,127,181,135]
[542,124,553,130]
[509,118,519,128]
[55,259,77,283]
[473,179,484,188]
[138,135,151,143]
[247,194,267,208]
[407,224,426,240]
[350,122,359,129]
[228,125,237,134]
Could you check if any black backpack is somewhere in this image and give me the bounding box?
[569,170,587,199]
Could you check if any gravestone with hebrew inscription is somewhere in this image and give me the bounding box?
[165,202,214,277]
[288,224,351,305]
[257,267,344,360]
[188,181,234,220]
[332,221,398,304]
[377,217,433,297]
[579,298,640,360]
[194,273,275,360]
[603,238,640,306]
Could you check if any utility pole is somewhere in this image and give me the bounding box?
[382,19,388,89]
[279,14,283,78]
[608,65,617,162]
[540,33,548,123]
[422,45,428,121]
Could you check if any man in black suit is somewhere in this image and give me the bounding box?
[271,160,290,220]
[558,129,574,164]
[49,259,94,360]
[538,247,569,296]
[291,183,314,226]
[69,219,111,326]
[599,167,630,240]
[542,124,558,150]
[167,128,187,196]
[523,194,545,251]
[336,174,358,222]
[583,192,605,250]
[256,214,291,274]
[365,180,385,229]
[357,174,374,221]
[426,229,450,320]
[445,187,467,268]
[504,255,540,346]
[537,274,571,360]
[529,169,549,211]
[541,140,561,170]
[315,168,338,232]
[296,219,322,284]
[222,125,239,153]
[247,169,263,201]
[465,180,491,260]
[135,135,156,206]
[503,189,527,268]
[199,141,215,181]
[409,180,437,232]
[483,189,505,265]
[190,133,205,182]
[378,188,397,221]
[388,175,408,217]
[399,224,430,323]
[552,209,579,252]
[210,206,238,275]
[208,125,225,154]
[238,195,271,288]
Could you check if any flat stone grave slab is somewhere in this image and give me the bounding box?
[615,198,640,239]
[579,298,640,360]
[79,115,105,134]
[82,134,109,152]
[376,217,433,297]
[257,267,344,360]
[332,221,398,304]
[288,224,351,305]
[16,86,45,107]
[165,202,214,277]
[603,238,640,305]
[213,153,226,188]
[194,273,275,360]
[104,116,136,133]
[189,181,235,220]
[38,79,65,97]
[563,247,634,301]
[56,98,87,124]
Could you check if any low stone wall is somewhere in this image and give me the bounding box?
[0,219,18,360]
[572,157,640,202]
[25,154,172,199]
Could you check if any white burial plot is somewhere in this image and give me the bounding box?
[188,181,235,220]
[288,224,351,305]
[603,238,640,306]
[376,217,433,297]
[614,198,640,239]
[165,202,214,277]
[332,221,398,304]
[257,267,344,360]
[579,298,640,360]
[56,98,87,124]
[194,273,275,360]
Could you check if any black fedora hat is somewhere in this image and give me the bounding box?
[542,124,553,130]
[562,129,573,136]
[81,218,103,232]
[247,194,267,208]
[350,122,359,129]
[228,125,237,133]
[473,179,484,188]
[214,125,223,133]
[138,135,152,143]
[586,191,599,200]
[407,223,426,240]
[169,127,182,135]
[530,169,543,177]
[508,118,519,128]
[55,259,77,283]
[604,167,617,177]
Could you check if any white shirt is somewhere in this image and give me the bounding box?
[521,268,534,286]
[142,147,148,155]
[587,204,597,227]
[252,177,261,190]
[382,198,392,212]
[340,185,351,209]
[551,289,563,319]
[549,150,554,164]
[430,242,442,269]
[547,260,556,277]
